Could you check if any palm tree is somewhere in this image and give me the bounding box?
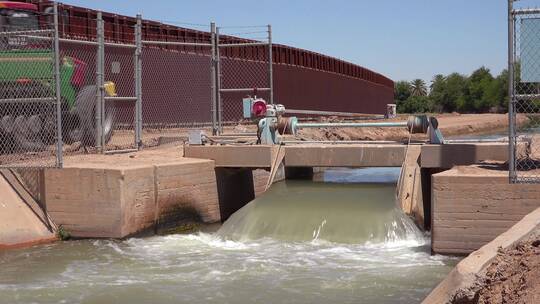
[410,79,428,96]
[430,74,446,92]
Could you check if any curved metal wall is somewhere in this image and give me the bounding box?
[24,0,394,118]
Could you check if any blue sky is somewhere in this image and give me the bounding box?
[61,0,538,83]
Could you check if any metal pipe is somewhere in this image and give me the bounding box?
[53,2,63,168]
[103,41,136,48]
[445,138,509,143]
[285,108,386,118]
[268,24,274,105]
[281,140,408,145]
[296,121,408,128]
[135,14,143,150]
[509,0,516,182]
[219,87,271,93]
[96,12,104,151]
[60,37,98,46]
[218,42,268,47]
[104,96,137,102]
[514,94,540,100]
[104,148,138,155]
[0,98,56,103]
[512,8,540,15]
[216,27,223,134]
[212,133,257,137]
[141,40,211,47]
[210,22,218,136]
[21,35,101,46]
[0,29,53,36]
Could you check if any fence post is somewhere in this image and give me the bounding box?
[508,0,516,183]
[211,22,218,135]
[216,26,223,134]
[53,2,63,167]
[268,24,274,105]
[96,12,105,151]
[135,14,143,149]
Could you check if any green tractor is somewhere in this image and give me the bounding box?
[0,1,115,153]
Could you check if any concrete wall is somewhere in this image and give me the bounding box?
[43,159,220,238]
[424,207,540,303]
[431,166,540,255]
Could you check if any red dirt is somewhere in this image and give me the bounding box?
[451,230,540,304]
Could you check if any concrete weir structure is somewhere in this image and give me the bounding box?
[43,152,221,238]
[2,140,540,257]
[1,146,276,241]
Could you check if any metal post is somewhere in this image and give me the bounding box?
[216,26,223,134]
[296,121,408,129]
[96,12,104,151]
[53,2,63,167]
[210,22,218,135]
[135,14,143,149]
[268,24,274,105]
[508,0,516,182]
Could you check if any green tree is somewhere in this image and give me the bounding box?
[394,80,412,102]
[429,74,446,112]
[465,67,495,112]
[398,96,433,113]
[410,79,428,96]
[441,73,467,112]
[430,74,446,91]
[399,66,511,114]
[496,69,509,109]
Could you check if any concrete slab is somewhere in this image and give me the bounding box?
[283,144,406,167]
[185,145,278,168]
[185,144,407,168]
[421,143,508,168]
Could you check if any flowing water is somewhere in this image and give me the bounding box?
[0,168,458,304]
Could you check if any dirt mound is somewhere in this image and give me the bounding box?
[452,230,540,304]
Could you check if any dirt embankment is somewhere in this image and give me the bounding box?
[451,230,540,304]
[296,113,529,142]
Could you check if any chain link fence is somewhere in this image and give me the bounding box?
[509,4,540,183]
[0,16,60,168]
[217,26,272,134]
[0,3,273,168]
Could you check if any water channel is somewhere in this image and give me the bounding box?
[0,168,459,304]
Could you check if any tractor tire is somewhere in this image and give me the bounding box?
[68,85,115,146]
[0,81,53,153]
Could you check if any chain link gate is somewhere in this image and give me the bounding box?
[216,25,273,134]
[509,1,540,183]
[140,20,214,140]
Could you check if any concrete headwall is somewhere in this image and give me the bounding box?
[44,158,221,238]
[431,166,540,255]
